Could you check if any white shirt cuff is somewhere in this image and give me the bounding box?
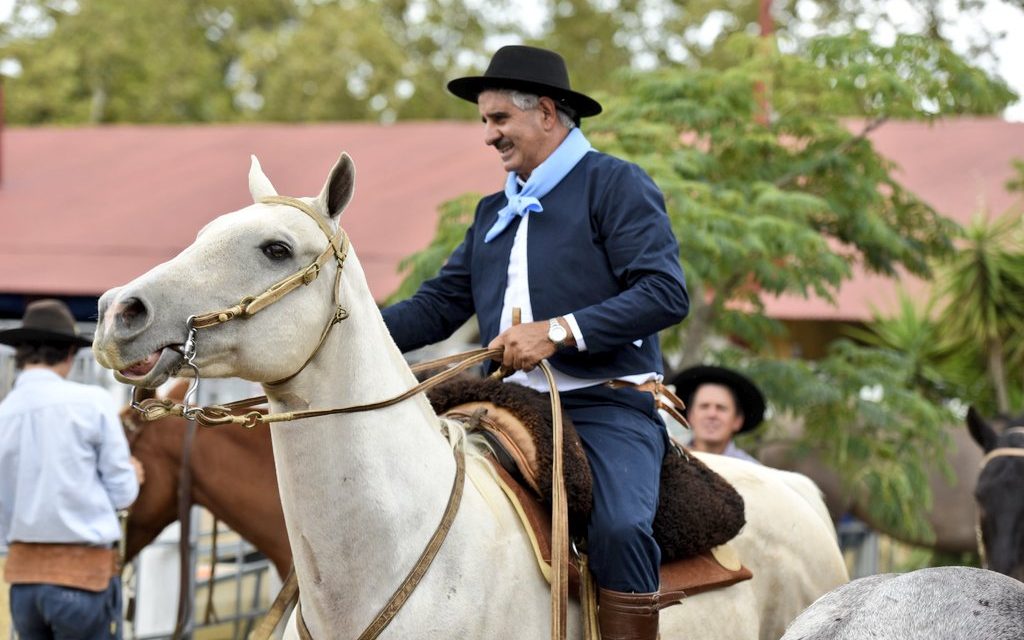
[564,313,586,352]
[562,314,642,351]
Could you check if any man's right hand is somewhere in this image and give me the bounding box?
[488,318,574,373]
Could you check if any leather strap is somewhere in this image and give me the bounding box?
[270,439,466,640]
[188,195,351,387]
[537,361,569,640]
[131,348,503,428]
[250,566,299,639]
[979,447,1024,468]
[171,419,198,640]
[356,435,465,639]
[606,379,691,429]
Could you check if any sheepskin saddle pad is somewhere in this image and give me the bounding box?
[427,377,747,562]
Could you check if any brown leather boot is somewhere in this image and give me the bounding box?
[598,588,660,640]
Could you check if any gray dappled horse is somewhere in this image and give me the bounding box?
[780,566,1024,640]
[966,407,1024,582]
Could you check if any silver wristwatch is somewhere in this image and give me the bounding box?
[547,318,569,349]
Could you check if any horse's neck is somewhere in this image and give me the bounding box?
[264,250,441,447]
[261,251,458,617]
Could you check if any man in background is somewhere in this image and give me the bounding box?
[672,365,765,464]
[0,299,143,639]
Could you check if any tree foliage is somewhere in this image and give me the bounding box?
[2,0,1020,124]
[236,0,493,122]
[935,210,1024,413]
[0,0,297,123]
[580,34,1012,482]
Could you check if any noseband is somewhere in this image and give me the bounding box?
[978,427,1024,469]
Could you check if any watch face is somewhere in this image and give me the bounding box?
[549,323,568,342]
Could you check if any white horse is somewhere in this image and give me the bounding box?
[93,153,847,639]
[780,566,1024,639]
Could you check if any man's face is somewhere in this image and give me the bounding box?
[477,90,555,178]
[688,383,744,450]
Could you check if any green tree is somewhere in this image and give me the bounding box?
[239,0,493,122]
[0,0,296,123]
[492,0,1021,120]
[935,209,1024,413]
[3,0,1019,125]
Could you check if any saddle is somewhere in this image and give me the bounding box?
[429,378,752,607]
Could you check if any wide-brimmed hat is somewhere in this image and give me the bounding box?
[0,299,92,349]
[670,365,766,433]
[447,45,602,121]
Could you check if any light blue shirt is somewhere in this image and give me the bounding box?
[723,441,761,465]
[0,369,139,551]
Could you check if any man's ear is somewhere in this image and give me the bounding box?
[538,96,560,129]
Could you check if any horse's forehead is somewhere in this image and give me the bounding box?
[198,202,329,242]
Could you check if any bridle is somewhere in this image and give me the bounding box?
[126,190,498,425]
[974,426,1024,569]
[131,195,351,422]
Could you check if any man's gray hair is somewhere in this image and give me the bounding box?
[497,89,577,129]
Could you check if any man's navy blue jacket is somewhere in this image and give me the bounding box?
[381,150,689,380]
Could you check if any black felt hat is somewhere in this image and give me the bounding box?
[447,45,602,120]
[670,365,766,433]
[0,299,92,349]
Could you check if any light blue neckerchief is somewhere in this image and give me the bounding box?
[483,127,593,243]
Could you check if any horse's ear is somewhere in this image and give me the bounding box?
[967,406,999,452]
[249,155,278,202]
[317,153,355,219]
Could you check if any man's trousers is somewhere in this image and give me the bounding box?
[556,384,667,593]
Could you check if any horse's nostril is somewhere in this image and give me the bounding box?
[116,297,149,329]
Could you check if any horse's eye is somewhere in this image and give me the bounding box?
[262,242,292,261]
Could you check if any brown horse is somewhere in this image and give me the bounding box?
[965,407,1024,581]
[121,380,292,577]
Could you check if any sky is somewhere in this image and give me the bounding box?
[0,0,1021,120]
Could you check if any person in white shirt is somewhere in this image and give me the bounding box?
[671,365,765,464]
[0,299,143,640]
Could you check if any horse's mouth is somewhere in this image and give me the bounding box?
[115,346,184,387]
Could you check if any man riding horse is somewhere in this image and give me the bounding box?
[381,45,689,640]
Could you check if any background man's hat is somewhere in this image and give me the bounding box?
[670,365,766,433]
[447,45,602,120]
[0,299,92,349]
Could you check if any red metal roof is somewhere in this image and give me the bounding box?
[1,118,1021,320]
[765,118,1024,320]
[0,121,498,301]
